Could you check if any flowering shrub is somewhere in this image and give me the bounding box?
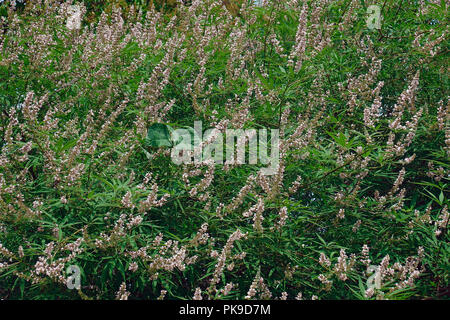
[0,0,448,300]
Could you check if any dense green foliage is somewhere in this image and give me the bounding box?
[0,0,448,300]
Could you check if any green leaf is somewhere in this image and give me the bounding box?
[439,191,444,204]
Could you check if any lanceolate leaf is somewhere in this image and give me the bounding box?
[146,123,173,147]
